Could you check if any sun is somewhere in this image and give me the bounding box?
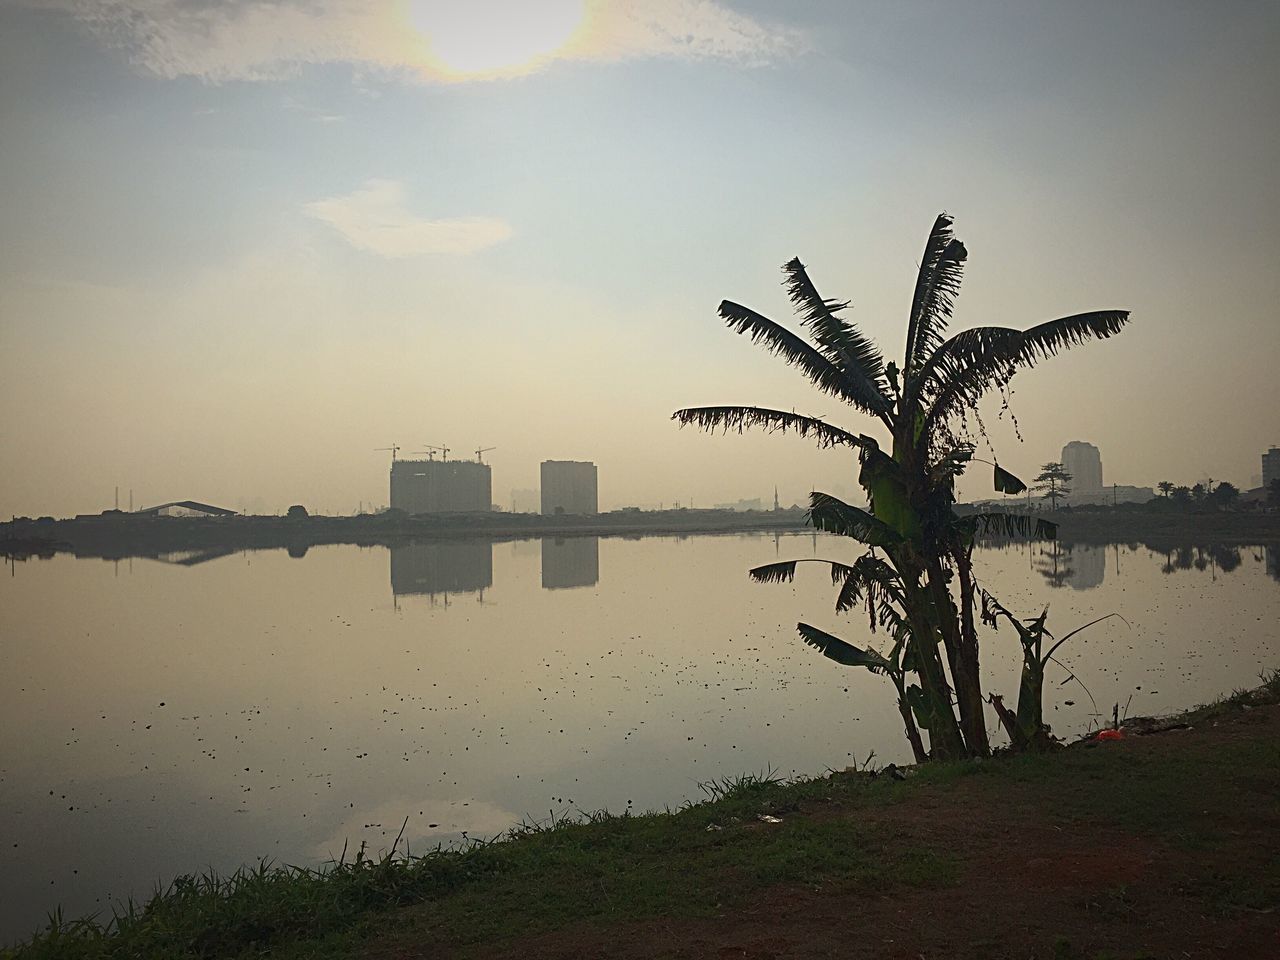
[408,0,587,79]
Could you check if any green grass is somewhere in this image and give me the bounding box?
[6,670,1277,960]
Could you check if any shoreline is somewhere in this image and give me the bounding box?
[6,671,1278,958]
[4,508,1279,563]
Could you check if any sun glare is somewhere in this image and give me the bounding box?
[408,0,586,78]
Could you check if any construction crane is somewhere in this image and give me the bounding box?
[417,444,449,461]
[374,444,400,464]
[409,449,437,461]
[475,446,496,463]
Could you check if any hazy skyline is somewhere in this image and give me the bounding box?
[3,0,1278,517]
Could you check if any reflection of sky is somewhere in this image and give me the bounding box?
[2,535,1279,941]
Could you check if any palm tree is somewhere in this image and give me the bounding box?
[1157,481,1174,498]
[674,214,1130,760]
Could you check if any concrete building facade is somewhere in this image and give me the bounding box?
[540,460,598,515]
[390,459,491,514]
[1264,447,1280,489]
[1061,441,1103,493]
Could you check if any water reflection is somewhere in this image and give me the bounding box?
[389,541,493,599]
[2,535,1279,943]
[541,536,600,590]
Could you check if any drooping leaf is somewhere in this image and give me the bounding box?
[782,258,889,396]
[718,301,893,422]
[993,464,1027,495]
[807,491,904,548]
[671,406,868,450]
[961,512,1057,541]
[748,561,798,584]
[796,623,890,673]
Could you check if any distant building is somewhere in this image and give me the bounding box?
[1263,447,1280,488]
[1061,441,1103,493]
[511,488,540,513]
[1065,485,1155,506]
[135,500,237,518]
[390,459,491,514]
[540,461,597,515]
[713,498,766,512]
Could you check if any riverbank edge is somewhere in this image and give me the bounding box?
[6,669,1278,960]
[4,509,1279,563]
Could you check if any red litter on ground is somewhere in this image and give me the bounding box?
[1096,729,1125,742]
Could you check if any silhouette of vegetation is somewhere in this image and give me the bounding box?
[1157,480,1174,498]
[674,213,1130,759]
[1033,462,1072,510]
[286,504,309,519]
[979,595,1121,750]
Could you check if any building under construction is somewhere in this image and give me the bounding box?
[540,460,597,515]
[390,459,491,514]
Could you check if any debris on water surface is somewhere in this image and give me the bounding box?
[756,814,782,824]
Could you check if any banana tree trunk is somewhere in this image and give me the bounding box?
[893,678,929,765]
[899,573,966,760]
[925,558,989,757]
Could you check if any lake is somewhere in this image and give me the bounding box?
[2,533,1277,942]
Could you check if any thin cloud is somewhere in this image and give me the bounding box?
[41,0,803,83]
[304,180,514,257]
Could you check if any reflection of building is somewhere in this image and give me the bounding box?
[390,541,493,597]
[1264,448,1280,488]
[1066,544,1105,590]
[1062,441,1102,494]
[511,488,540,513]
[541,536,599,589]
[390,460,491,514]
[540,461,597,515]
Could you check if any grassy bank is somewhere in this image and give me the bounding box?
[7,671,1279,960]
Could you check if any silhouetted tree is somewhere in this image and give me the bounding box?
[1210,481,1240,508]
[674,213,1129,760]
[1157,481,1174,498]
[1171,485,1192,504]
[1191,482,1207,502]
[1033,462,1072,511]
[286,504,308,519]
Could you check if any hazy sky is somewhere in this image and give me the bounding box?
[2,0,1278,517]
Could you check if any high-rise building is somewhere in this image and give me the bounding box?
[1061,441,1103,493]
[540,460,598,515]
[1263,447,1280,489]
[390,459,491,514]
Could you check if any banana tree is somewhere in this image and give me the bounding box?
[979,591,1122,750]
[674,214,1130,760]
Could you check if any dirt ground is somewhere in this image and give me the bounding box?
[373,705,1280,960]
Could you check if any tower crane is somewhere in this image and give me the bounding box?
[475,446,496,463]
[374,444,400,464]
[417,444,449,461]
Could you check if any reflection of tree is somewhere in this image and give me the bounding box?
[1034,541,1074,588]
[1210,544,1241,573]
[1265,544,1280,582]
[1157,543,1245,578]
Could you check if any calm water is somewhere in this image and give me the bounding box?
[2,534,1277,941]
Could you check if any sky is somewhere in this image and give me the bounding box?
[1,0,1278,517]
